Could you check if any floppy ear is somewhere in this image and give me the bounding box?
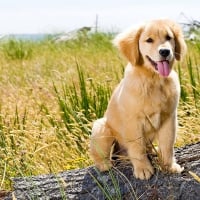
[167,20,187,60]
[113,25,144,66]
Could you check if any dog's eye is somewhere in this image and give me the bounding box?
[166,35,171,41]
[146,38,153,43]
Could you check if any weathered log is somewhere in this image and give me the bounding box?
[4,142,200,200]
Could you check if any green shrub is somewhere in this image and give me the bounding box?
[2,39,32,60]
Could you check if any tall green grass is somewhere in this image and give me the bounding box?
[53,64,111,129]
[0,32,199,191]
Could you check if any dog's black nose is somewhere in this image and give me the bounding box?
[159,49,170,57]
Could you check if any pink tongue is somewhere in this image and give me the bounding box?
[157,61,171,77]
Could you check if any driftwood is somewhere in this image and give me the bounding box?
[4,142,200,200]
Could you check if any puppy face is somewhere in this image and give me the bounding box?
[114,19,187,77]
[139,21,176,77]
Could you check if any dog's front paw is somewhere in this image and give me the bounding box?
[95,160,112,172]
[134,163,154,180]
[168,162,184,173]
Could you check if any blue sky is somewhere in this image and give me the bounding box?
[0,0,199,34]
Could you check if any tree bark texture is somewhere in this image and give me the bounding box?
[4,142,200,200]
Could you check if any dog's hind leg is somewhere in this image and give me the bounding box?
[90,117,115,171]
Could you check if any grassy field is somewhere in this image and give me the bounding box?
[0,32,199,190]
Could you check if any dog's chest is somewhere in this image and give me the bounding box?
[141,80,178,132]
[144,80,177,112]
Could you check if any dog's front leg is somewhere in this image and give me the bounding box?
[124,123,154,180]
[158,113,183,173]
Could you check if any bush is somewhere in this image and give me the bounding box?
[2,39,32,60]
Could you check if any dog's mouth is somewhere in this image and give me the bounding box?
[146,56,171,77]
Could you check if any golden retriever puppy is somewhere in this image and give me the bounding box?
[90,19,187,180]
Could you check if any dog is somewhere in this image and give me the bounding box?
[90,19,187,180]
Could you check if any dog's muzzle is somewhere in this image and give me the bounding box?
[147,56,171,77]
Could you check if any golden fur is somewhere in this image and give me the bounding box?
[90,19,187,180]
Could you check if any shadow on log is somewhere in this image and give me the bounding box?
[4,142,200,200]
